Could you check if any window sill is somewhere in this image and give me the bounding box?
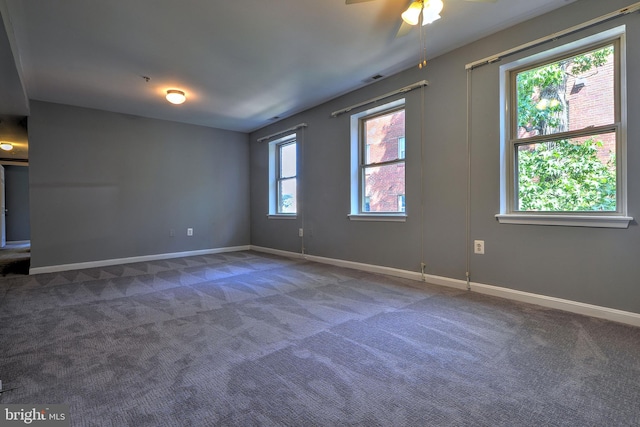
[348,214,407,222]
[496,214,633,229]
[267,214,297,220]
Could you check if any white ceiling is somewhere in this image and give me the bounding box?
[1,0,576,133]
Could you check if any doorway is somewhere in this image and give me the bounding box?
[0,164,30,276]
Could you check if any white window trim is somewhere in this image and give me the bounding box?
[347,213,407,222]
[268,134,297,219]
[495,214,632,229]
[349,98,407,221]
[267,214,297,220]
[497,26,632,229]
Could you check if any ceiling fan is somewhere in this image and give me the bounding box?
[347,0,498,68]
[346,0,497,37]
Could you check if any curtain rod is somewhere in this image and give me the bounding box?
[466,2,640,70]
[330,80,429,118]
[257,123,307,143]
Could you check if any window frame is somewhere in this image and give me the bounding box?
[349,99,407,222]
[268,134,297,219]
[497,26,632,228]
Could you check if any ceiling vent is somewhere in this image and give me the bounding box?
[364,74,384,83]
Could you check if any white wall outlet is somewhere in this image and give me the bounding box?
[474,240,485,254]
[169,228,175,237]
[187,228,193,236]
[298,228,304,237]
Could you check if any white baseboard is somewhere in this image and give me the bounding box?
[29,245,251,275]
[422,274,469,291]
[251,245,306,260]
[469,282,640,327]
[249,245,640,328]
[304,254,424,282]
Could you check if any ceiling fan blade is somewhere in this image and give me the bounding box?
[345,0,377,4]
[395,20,413,38]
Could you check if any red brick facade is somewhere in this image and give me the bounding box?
[565,52,616,163]
[363,109,405,213]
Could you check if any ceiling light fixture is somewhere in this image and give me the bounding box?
[402,0,443,26]
[401,0,444,69]
[0,142,13,151]
[401,1,423,26]
[422,0,443,25]
[166,89,186,105]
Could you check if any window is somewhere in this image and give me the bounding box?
[268,135,297,217]
[350,99,406,221]
[276,140,297,214]
[498,28,631,228]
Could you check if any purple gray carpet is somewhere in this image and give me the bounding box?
[1,251,639,426]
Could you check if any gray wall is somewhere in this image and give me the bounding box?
[4,164,30,241]
[29,101,250,268]
[250,0,640,314]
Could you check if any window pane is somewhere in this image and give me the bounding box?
[516,45,614,139]
[516,132,616,212]
[364,109,405,164]
[278,178,297,213]
[363,163,405,212]
[280,142,296,178]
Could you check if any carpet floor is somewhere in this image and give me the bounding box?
[0,250,639,426]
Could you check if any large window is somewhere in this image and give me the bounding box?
[350,100,406,219]
[499,28,631,228]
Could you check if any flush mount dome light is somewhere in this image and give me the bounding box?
[0,142,13,151]
[166,89,186,105]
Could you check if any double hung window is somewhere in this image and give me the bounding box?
[276,140,297,214]
[498,28,631,228]
[350,100,406,219]
[268,135,297,217]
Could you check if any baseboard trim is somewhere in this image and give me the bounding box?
[470,282,640,327]
[249,245,640,327]
[29,245,251,275]
[304,254,425,282]
[6,240,30,245]
[250,246,306,260]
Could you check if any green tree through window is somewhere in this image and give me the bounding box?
[514,44,617,212]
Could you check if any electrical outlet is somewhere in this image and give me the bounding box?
[298,228,304,237]
[169,229,175,237]
[474,240,485,254]
[187,228,193,236]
